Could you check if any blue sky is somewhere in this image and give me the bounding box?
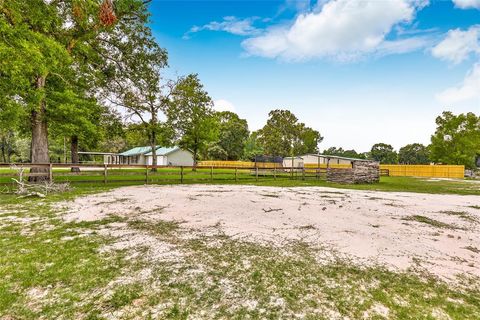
[148,0,480,152]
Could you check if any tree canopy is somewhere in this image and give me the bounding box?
[370,143,398,164]
[1,0,156,178]
[209,111,249,160]
[167,74,218,164]
[430,111,480,169]
[398,143,430,164]
[257,110,322,157]
[322,147,366,159]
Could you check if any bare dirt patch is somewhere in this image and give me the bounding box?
[60,184,480,281]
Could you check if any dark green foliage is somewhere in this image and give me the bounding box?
[208,111,249,160]
[398,143,430,164]
[257,109,323,157]
[430,111,480,169]
[322,147,366,159]
[242,131,264,160]
[0,0,158,165]
[167,74,218,164]
[370,143,398,164]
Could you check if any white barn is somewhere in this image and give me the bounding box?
[283,154,364,167]
[119,146,194,166]
[301,154,354,165]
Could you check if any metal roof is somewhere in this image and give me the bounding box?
[78,151,119,156]
[302,154,373,162]
[119,146,158,156]
[144,147,180,156]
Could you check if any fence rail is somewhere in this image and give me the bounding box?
[0,163,334,186]
[1,162,465,186]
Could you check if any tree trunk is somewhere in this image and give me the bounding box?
[149,115,157,172]
[70,135,80,172]
[29,76,50,182]
[0,139,6,163]
[192,148,197,172]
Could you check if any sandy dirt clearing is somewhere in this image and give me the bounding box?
[60,184,480,281]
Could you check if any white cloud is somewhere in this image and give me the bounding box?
[377,36,433,56]
[213,99,236,112]
[431,26,480,64]
[241,0,427,61]
[184,16,259,39]
[436,63,480,104]
[452,0,480,9]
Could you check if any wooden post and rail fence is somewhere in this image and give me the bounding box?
[0,163,331,186]
[0,162,465,187]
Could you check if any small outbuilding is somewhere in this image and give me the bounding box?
[283,153,380,184]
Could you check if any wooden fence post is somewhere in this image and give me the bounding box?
[255,167,258,181]
[145,166,149,184]
[302,167,305,180]
[180,166,184,183]
[235,167,238,181]
[103,164,107,184]
[49,163,53,182]
[210,166,213,181]
[273,164,276,180]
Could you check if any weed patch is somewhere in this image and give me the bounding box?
[440,210,478,223]
[402,215,462,229]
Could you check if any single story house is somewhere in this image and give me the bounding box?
[119,146,194,166]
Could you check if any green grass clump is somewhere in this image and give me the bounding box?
[107,283,143,309]
[403,215,461,229]
[128,219,179,237]
[440,210,478,223]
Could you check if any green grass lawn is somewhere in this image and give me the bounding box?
[0,186,479,319]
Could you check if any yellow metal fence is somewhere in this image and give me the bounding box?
[199,161,465,178]
[198,161,278,168]
[379,165,464,178]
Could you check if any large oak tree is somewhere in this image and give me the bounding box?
[1,0,154,180]
[167,74,218,167]
[257,109,322,157]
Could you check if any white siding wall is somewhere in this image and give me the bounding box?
[146,155,166,166]
[301,155,352,165]
[166,149,194,166]
[282,158,304,168]
[302,155,327,164]
[138,154,146,165]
